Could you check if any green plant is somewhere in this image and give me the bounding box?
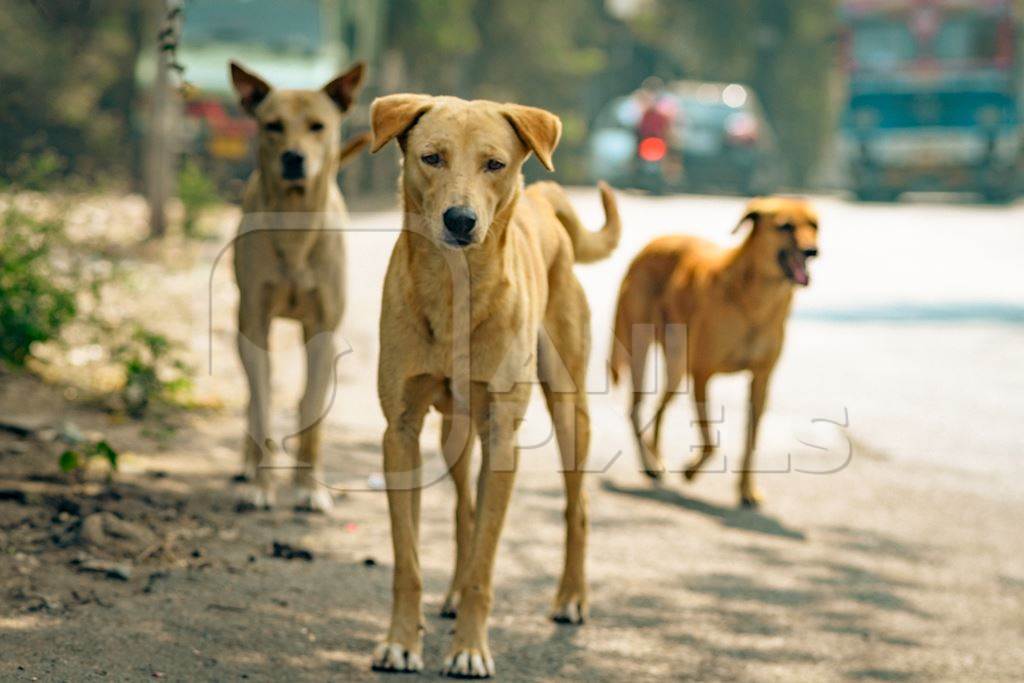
[0,206,77,365]
[112,324,193,418]
[59,439,119,475]
[177,159,220,238]
[2,151,67,192]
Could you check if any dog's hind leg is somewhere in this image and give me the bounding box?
[237,305,275,509]
[647,323,687,476]
[538,284,591,626]
[543,382,591,625]
[438,408,476,619]
[626,325,664,480]
[738,366,773,508]
[294,321,337,512]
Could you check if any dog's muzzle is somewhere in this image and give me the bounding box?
[281,151,305,181]
[442,206,478,247]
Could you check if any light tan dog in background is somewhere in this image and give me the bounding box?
[611,197,819,507]
[368,94,620,677]
[229,60,364,511]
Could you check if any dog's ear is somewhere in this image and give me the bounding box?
[733,198,772,234]
[370,94,434,153]
[322,62,365,112]
[732,210,759,234]
[230,61,272,115]
[501,104,562,171]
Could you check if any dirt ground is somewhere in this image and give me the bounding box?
[1,194,1023,682]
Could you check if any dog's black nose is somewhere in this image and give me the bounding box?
[281,150,305,180]
[442,206,477,244]
[802,247,819,258]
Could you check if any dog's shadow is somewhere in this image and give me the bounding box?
[600,479,806,541]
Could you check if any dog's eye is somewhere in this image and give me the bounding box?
[777,223,795,232]
[264,120,284,133]
[485,159,506,172]
[309,121,324,132]
[421,153,443,167]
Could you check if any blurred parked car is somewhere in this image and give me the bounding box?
[588,80,785,195]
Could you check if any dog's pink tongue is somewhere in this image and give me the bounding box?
[790,254,810,286]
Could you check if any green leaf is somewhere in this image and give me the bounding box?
[95,440,119,470]
[59,450,80,472]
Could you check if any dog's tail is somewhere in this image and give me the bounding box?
[338,131,371,169]
[609,278,631,386]
[536,181,621,264]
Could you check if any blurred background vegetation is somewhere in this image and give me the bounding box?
[0,0,842,189]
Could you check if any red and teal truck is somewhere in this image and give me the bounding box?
[839,0,1022,202]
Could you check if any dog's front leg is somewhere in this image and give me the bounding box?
[442,386,527,679]
[373,377,436,674]
[439,411,476,619]
[237,302,275,508]
[738,366,773,508]
[294,320,337,511]
[683,371,715,484]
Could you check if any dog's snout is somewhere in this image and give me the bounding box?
[281,150,305,180]
[442,206,478,244]
[802,247,819,258]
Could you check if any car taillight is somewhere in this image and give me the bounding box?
[726,112,759,145]
[638,136,667,162]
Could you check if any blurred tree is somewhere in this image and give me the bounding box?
[384,0,614,178]
[0,0,149,185]
[0,0,840,189]
[468,0,610,178]
[386,0,480,94]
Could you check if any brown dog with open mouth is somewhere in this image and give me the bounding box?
[229,60,364,511]
[610,197,819,507]
[368,94,620,677]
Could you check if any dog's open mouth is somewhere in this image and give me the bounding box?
[284,184,306,198]
[778,249,810,286]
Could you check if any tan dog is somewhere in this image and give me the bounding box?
[229,61,364,511]
[610,198,819,507]
[368,94,620,677]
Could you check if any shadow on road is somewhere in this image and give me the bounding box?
[599,479,806,540]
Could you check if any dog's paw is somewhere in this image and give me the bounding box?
[551,595,587,625]
[639,440,665,480]
[371,642,423,673]
[642,467,664,482]
[235,486,275,512]
[739,488,763,509]
[683,463,701,482]
[293,485,334,513]
[442,649,494,679]
[439,594,458,619]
